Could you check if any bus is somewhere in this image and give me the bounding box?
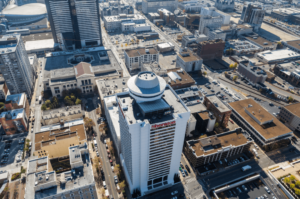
[241,165,252,172]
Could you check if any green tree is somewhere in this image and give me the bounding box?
[214,122,219,128]
[296,181,300,188]
[277,42,283,49]
[45,100,51,107]
[0,102,4,112]
[290,175,296,181]
[295,188,300,195]
[41,104,47,111]
[70,94,76,101]
[62,90,69,97]
[203,71,207,76]
[84,117,95,130]
[233,75,238,81]
[284,177,291,184]
[114,164,121,176]
[75,98,82,105]
[290,183,295,189]
[288,96,294,103]
[119,180,126,192]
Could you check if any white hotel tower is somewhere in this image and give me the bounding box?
[104,72,190,195]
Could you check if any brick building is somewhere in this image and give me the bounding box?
[5,93,30,118]
[203,94,231,127]
[166,68,196,89]
[0,109,28,135]
[197,39,225,61]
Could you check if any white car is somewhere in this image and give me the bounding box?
[171,191,178,195]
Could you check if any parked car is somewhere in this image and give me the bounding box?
[171,191,178,195]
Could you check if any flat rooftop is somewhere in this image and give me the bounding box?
[22,32,53,42]
[43,48,121,82]
[125,47,158,57]
[42,105,82,119]
[286,40,300,51]
[5,93,25,105]
[97,77,130,100]
[167,68,196,87]
[283,102,300,118]
[187,129,249,157]
[0,108,24,120]
[175,86,206,114]
[229,98,292,141]
[205,95,230,113]
[117,87,187,125]
[34,119,86,159]
[246,36,274,48]
[256,49,300,62]
[178,50,202,62]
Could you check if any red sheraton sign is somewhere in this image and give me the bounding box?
[151,121,176,129]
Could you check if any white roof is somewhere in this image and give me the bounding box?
[25,39,55,52]
[157,42,174,49]
[256,49,300,62]
[3,3,46,16]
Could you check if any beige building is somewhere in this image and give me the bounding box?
[43,49,122,98]
[278,102,300,131]
[41,105,83,125]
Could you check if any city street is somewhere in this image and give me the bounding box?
[87,97,119,199]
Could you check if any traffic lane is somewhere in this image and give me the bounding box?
[140,183,185,199]
[260,172,285,199]
[91,109,118,199]
[180,156,194,178]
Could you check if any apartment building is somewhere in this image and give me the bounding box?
[203,94,232,127]
[104,72,190,195]
[0,34,35,97]
[45,0,102,49]
[185,128,252,167]
[215,0,235,11]
[278,102,300,131]
[103,14,145,31]
[240,4,265,31]
[124,47,159,72]
[198,15,223,34]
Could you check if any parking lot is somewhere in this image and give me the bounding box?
[218,179,275,199]
[0,138,25,165]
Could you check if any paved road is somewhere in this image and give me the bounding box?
[87,97,119,199]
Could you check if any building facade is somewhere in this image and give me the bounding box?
[215,0,234,11]
[197,39,225,61]
[142,0,178,14]
[198,15,223,34]
[240,4,265,31]
[237,60,267,85]
[0,108,28,135]
[0,34,35,97]
[175,48,202,72]
[278,103,300,131]
[45,0,102,49]
[104,72,190,195]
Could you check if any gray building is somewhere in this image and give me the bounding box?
[142,0,178,14]
[100,3,134,18]
[198,15,223,34]
[0,34,35,97]
[237,60,267,85]
[176,48,202,72]
[215,0,235,11]
[240,4,265,31]
[278,103,300,131]
[45,0,102,50]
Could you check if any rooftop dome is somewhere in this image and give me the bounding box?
[127,72,166,102]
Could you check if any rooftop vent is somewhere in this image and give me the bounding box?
[248,104,253,107]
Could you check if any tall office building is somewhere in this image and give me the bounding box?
[240,4,265,31]
[0,34,35,97]
[45,0,102,50]
[104,72,190,195]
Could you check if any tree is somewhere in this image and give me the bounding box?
[296,181,300,188]
[290,175,296,181]
[45,100,51,107]
[234,62,238,68]
[284,177,290,184]
[119,180,126,192]
[108,141,114,156]
[233,75,238,81]
[277,42,283,49]
[84,117,95,130]
[203,71,207,76]
[295,188,300,195]
[41,104,47,111]
[114,164,121,175]
[62,90,69,98]
[290,183,295,189]
[214,122,219,128]
[288,96,294,103]
[75,98,82,105]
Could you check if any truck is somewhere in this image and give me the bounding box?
[94,140,97,146]
[241,165,252,172]
[38,96,42,104]
[105,190,109,198]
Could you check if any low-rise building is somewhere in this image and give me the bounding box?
[200,7,231,25]
[0,108,28,135]
[237,60,267,85]
[203,94,232,127]
[227,39,262,55]
[273,63,300,87]
[203,27,226,41]
[176,48,202,72]
[25,119,97,199]
[255,49,300,64]
[167,68,196,89]
[283,39,300,53]
[43,48,122,98]
[278,102,300,131]
[181,34,208,48]
[215,0,235,11]
[244,36,277,51]
[99,2,134,18]
[124,47,159,72]
[157,42,175,52]
[41,105,83,125]
[121,23,151,33]
[185,128,252,168]
[228,98,293,148]
[103,14,146,31]
[194,110,216,133]
[5,93,30,117]
[184,14,201,30]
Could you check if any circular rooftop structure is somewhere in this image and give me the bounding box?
[128,72,166,102]
[2,3,47,25]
